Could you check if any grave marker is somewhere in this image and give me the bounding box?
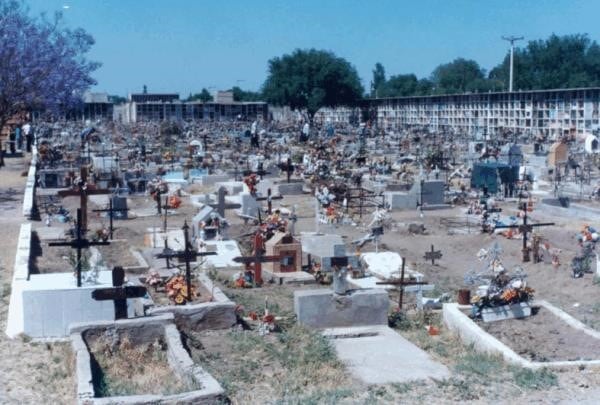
[155,221,217,301]
[49,209,110,287]
[91,266,147,319]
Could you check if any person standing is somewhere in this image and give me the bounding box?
[22,122,32,152]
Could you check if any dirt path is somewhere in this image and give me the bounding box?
[0,155,75,405]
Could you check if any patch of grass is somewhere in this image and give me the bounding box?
[390,382,414,394]
[89,334,201,397]
[435,377,481,401]
[511,367,558,390]
[1,282,11,299]
[274,388,353,405]
[454,350,505,379]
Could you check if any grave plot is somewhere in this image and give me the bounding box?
[70,315,224,403]
[478,305,600,362]
[444,300,600,369]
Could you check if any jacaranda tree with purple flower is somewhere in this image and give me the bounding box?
[0,0,100,130]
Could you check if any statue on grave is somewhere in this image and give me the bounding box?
[332,265,349,295]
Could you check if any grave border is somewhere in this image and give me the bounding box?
[443,300,600,369]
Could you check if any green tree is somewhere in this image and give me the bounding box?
[378,74,418,97]
[371,62,386,97]
[430,58,487,94]
[489,34,600,90]
[262,49,364,117]
[187,88,213,102]
[230,86,262,102]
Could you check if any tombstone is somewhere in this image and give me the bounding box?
[111,196,128,219]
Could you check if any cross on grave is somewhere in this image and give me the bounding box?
[376,260,431,310]
[161,195,172,233]
[155,221,217,302]
[281,158,295,183]
[91,266,147,319]
[343,187,380,218]
[49,209,110,287]
[423,245,442,265]
[243,161,270,180]
[494,202,555,262]
[256,188,283,215]
[58,166,111,231]
[92,198,129,240]
[233,231,285,285]
[208,186,241,218]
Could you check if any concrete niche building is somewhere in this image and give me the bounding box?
[113,90,268,123]
[316,87,600,140]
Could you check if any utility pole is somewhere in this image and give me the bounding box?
[502,36,524,92]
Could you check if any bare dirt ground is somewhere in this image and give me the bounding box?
[479,306,600,362]
[0,155,76,405]
[6,160,600,403]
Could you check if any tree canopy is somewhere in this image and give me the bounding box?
[187,88,213,102]
[230,86,262,102]
[262,49,364,116]
[371,34,600,99]
[0,0,99,126]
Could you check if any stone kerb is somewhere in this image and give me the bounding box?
[69,314,225,404]
[443,301,600,369]
[145,272,236,331]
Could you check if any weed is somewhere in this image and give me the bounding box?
[390,382,414,394]
[454,350,505,379]
[274,388,353,405]
[511,367,558,390]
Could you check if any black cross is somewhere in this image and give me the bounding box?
[376,260,428,309]
[161,195,173,233]
[281,158,295,183]
[92,198,129,239]
[256,188,283,215]
[155,187,163,214]
[423,244,442,265]
[208,186,241,218]
[494,202,555,262]
[155,221,217,302]
[243,161,271,180]
[49,209,110,287]
[343,187,380,218]
[91,266,147,319]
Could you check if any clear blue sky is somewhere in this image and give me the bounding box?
[27,0,600,97]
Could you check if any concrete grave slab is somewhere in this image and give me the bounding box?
[323,325,450,384]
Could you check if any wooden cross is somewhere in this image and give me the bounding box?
[256,188,283,215]
[494,202,555,262]
[232,231,284,285]
[92,198,129,240]
[49,209,110,287]
[91,266,147,320]
[376,260,429,309]
[155,221,216,302]
[208,186,241,218]
[58,166,110,231]
[423,245,442,265]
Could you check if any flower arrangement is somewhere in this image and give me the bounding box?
[93,227,109,242]
[145,270,164,291]
[165,274,196,305]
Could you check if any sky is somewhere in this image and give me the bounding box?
[26,0,600,97]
